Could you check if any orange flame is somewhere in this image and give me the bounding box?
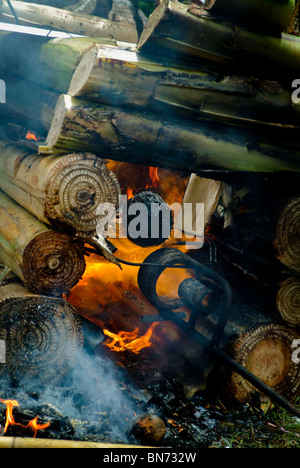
[127,187,134,200]
[25,131,39,141]
[146,167,159,189]
[103,322,159,354]
[0,399,50,437]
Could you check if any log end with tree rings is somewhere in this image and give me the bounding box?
[45,152,121,239]
[22,231,86,296]
[277,277,300,328]
[0,295,83,383]
[274,197,300,273]
[229,324,300,405]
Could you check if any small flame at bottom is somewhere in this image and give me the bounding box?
[0,399,50,437]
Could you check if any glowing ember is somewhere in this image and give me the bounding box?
[103,323,159,354]
[0,398,50,437]
[25,131,39,141]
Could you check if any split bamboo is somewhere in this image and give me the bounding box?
[0,141,121,240]
[0,189,86,296]
[39,94,300,174]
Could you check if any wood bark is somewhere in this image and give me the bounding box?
[0,1,138,43]
[39,94,300,174]
[137,0,300,84]
[69,43,300,129]
[0,141,121,240]
[0,189,86,296]
[0,278,84,383]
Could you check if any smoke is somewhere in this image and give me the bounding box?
[0,345,141,443]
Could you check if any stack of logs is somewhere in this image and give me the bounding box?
[0,0,298,408]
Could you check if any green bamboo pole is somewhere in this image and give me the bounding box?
[69,43,300,129]
[138,0,300,83]
[0,31,114,92]
[39,94,300,174]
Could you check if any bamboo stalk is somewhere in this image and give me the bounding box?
[0,279,84,383]
[69,42,300,129]
[0,141,121,240]
[0,189,86,296]
[208,0,296,33]
[0,31,108,93]
[0,1,138,43]
[39,94,300,174]
[137,0,300,83]
[0,437,149,448]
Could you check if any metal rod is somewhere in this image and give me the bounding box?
[160,308,300,418]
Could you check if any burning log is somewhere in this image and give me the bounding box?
[276,277,300,328]
[229,323,300,405]
[0,1,138,43]
[0,141,121,241]
[127,191,174,247]
[137,0,300,84]
[0,190,86,296]
[207,0,296,34]
[0,279,84,383]
[39,94,300,174]
[68,42,300,129]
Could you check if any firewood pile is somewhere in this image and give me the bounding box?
[0,0,299,445]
